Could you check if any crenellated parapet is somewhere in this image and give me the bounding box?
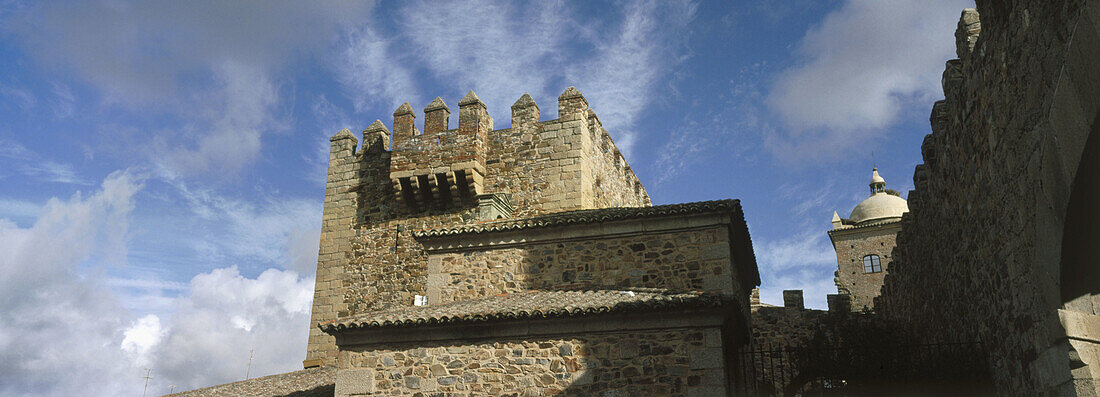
[309,87,657,367]
[389,91,491,212]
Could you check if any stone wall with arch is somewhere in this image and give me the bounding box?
[875,1,1100,394]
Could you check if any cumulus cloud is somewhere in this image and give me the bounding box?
[0,170,144,396]
[765,0,972,160]
[0,170,317,395]
[150,267,314,391]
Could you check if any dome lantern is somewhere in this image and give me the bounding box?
[841,167,908,226]
[869,167,886,195]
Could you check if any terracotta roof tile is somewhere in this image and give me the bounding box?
[413,199,743,238]
[168,366,334,397]
[321,289,730,333]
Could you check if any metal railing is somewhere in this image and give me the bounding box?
[735,341,991,396]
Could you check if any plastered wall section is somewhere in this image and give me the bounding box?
[334,328,726,396]
[829,222,901,311]
[426,227,739,305]
[875,2,1100,393]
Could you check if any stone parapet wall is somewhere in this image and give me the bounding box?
[750,306,830,351]
[335,327,727,396]
[875,1,1100,393]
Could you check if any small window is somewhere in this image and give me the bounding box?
[863,255,882,273]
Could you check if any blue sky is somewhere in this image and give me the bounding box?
[0,0,973,394]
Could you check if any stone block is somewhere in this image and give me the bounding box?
[334,368,374,397]
[689,348,723,369]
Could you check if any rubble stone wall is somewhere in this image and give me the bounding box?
[335,327,727,396]
[429,226,738,304]
[876,2,1100,393]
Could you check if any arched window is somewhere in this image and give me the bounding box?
[863,254,882,273]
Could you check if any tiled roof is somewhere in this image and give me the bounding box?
[167,366,334,397]
[321,289,730,333]
[413,199,742,238]
[828,218,903,234]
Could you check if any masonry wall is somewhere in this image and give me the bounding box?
[307,89,652,365]
[335,327,727,396]
[428,226,738,304]
[829,222,900,311]
[875,2,1100,393]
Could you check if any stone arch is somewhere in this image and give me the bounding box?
[1049,3,1100,393]
[1060,119,1100,308]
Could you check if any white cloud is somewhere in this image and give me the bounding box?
[565,0,697,151]
[156,62,277,178]
[149,266,314,391]
[655,63,771,182]
[49,81,74,118]
[0,170,317,395]
[0,170,145,396]
[765,0,972,160]
[760,267,840,310]
[161,176,323,275]
[121,315,166,365]
[0,198,42,220]
[6,1,374,178]
[7,1,373,106]
[337,27,419,112]
[754,229,838,309]
[0,139,86,184]
[337,0,694,155]
[0,82,36,111]
[396,0,567,116]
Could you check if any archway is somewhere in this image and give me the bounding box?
[1061,116,1100,309]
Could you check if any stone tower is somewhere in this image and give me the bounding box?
[305,88,653,367]
[828,167,908,311]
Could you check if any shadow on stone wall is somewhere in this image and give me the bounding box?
[742,307,994,396]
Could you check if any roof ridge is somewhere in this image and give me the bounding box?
[321,289,728,333]
[414,199,742,238]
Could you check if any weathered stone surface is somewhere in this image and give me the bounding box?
[337,328,726,396]
[829,221,901,311]
[875,2,1100,393]
[307,90,657,365]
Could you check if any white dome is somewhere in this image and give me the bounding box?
[849,192,909,225]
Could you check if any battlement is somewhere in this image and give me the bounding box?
[309,87,654,365]
[389,91,491,211]
[336,87,650,215]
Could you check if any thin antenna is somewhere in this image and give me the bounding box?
[141,368,153,397]
[872,151,877,169]
[245,347,255,380]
